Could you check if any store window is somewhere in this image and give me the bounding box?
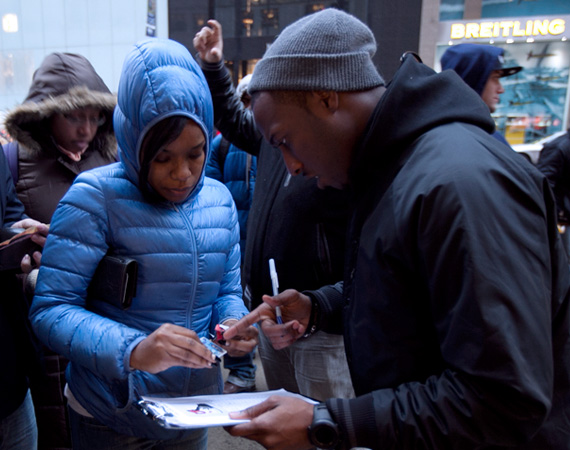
[440,0,465,21]
[482,0,570,19]
[491,42,568,144]
[438,0,570,144]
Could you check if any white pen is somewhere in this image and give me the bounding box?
[268,258,283,324]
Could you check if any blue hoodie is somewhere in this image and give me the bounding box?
[440,43,521,95]
[30,38,246,440]
[441,44,522,147]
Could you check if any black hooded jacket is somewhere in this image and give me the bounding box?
[536,129,570,224]
[310,55,570,449]
[0,146,39,421]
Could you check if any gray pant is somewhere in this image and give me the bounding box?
[259,330,355,401]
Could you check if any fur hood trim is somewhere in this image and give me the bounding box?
[4,86,117,157]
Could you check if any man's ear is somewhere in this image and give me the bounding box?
[308,90,339,116]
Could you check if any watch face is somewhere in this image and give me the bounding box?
[314,424,339,447]
[310,403,340,449]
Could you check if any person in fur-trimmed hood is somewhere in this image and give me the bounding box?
[4,52,117,224]
[3,52,116,450]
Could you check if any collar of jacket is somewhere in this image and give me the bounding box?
[349,54,495,195]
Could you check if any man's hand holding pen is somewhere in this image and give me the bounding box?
[223,289,313,351]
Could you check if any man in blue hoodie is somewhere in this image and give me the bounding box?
[441,43,522,146]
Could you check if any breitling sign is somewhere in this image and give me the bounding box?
[440,15,568,43]
[451,19,564,40]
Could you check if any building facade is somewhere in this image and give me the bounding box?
[0,0,168,117]
[170,0,569,145]
[169,0,424,85]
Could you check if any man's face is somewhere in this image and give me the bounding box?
[252,91,352,190]
[481,70,505,113]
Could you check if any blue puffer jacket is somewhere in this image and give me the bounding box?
[29,38,246,440]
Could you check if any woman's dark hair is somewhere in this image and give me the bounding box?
[138,115,190,199]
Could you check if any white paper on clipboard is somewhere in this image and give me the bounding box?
[137,388,317,429]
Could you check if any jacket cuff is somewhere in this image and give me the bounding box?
[305,282,344,334]
[124,335,146,375]
[326,395,378,450]
[196,56,225,75]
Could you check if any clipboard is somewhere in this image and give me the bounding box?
[137,389,317,429]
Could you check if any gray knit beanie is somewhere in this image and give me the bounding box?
[248,8,384,93]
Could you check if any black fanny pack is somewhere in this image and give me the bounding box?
[88,255,138,310]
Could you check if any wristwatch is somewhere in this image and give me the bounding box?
[308,403,340,449]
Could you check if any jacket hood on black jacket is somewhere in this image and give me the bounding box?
[4,52,116,158]
[351,54,496,188]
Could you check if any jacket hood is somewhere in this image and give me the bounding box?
[351,53,495,182]
[378,53,494,147]
[4,52,116,158]
[440,44,522,95]
[113,38,213,199]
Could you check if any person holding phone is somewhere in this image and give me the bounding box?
[0,145,48,450]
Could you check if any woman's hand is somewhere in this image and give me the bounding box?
[11,220,49,273]
[130,323,217,373]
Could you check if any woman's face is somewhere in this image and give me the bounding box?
[50,107,103,153]
[147,120,206,203]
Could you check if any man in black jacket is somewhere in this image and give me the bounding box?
[0,146,47,449]
[224,8,570,449]
[194,20,354,401]
[536,129,570,256]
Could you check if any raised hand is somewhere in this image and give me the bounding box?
[193,19,224,63]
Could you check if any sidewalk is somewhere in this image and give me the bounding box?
[207,351,266,449]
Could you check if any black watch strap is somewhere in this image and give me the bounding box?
[302,295,319,339]
[308,403,340,449]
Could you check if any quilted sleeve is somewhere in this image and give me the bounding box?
[29,170,146,381]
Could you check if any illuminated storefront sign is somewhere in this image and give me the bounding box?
[451,19,564,40]
[439,15,569,43]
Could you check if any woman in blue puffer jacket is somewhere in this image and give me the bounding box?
[29,38,256,448]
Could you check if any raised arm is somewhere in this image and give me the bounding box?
[194,20,263,155]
